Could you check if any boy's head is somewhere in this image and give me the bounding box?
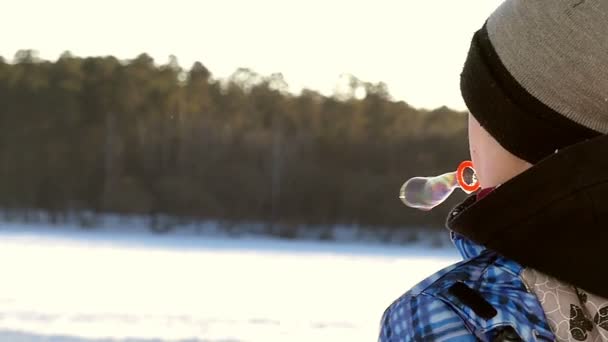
[461,0,608,188]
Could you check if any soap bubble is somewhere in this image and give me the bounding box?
[399,161,479,211]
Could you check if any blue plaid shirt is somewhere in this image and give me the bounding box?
[378,233,556,342]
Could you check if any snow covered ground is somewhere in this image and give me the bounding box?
[0,222,459,342]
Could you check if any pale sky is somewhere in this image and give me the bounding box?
[1,0,504,110]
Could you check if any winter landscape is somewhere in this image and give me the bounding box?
[0,221,458,342]
[0,2,500,340]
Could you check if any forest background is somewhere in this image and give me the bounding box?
[0,50,469,239]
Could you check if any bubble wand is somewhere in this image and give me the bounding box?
[400,161,480,211]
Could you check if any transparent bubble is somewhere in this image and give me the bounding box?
[399,161,479,211]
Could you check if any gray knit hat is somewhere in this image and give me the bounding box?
[460,0,608,163]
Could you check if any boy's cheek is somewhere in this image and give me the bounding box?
[468,114,498,188]
[467,114,483,178]
[466,113,533,189]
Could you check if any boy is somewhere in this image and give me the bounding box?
[379,0,608,341]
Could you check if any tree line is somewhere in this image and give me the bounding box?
[0,50,469,236]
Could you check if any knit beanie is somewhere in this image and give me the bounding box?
[460,0,608,164]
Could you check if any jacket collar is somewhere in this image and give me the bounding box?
[451,231,487,260]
